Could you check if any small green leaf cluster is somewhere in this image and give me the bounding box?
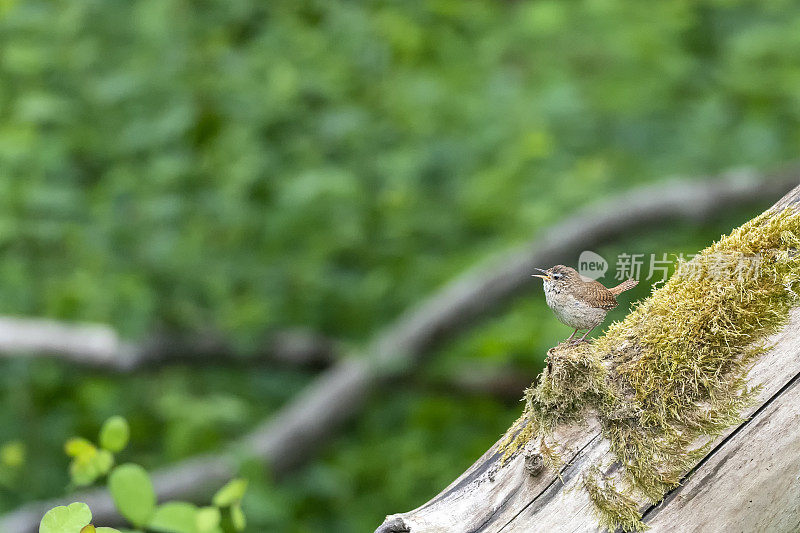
[40,417,247,533]
[65,416,129,487]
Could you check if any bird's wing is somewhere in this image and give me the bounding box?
[580,280,619,310]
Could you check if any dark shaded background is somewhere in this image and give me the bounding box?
[0,0,798,531]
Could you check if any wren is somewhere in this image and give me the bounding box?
[533,265,638,344]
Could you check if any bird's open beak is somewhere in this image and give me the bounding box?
[531,268,550,280]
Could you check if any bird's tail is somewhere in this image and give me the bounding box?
[609,278,638,295]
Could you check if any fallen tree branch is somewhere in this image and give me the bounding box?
[1,166,798,533]
[0,316,537,407]
[0,318,336,371]
[0,316,534,401]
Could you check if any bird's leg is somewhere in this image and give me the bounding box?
[573,325,598,344]
[564,329,579,344]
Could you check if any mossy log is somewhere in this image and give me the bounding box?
[376,183,800,533]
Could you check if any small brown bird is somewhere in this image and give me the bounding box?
[532,265,638,344]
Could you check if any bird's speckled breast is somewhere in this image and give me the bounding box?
[543,282,607,330]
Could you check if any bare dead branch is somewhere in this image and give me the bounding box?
[0,318,336,371]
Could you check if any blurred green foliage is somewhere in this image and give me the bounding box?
[0,0,798,531]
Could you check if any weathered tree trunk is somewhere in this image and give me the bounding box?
[377,183,800,533]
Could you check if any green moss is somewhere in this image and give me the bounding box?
[583,466,647,532]
[537,437,565,472]
[499,343,610,462]
[500,208,800,531]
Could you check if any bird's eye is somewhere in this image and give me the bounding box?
[552,273,562,280]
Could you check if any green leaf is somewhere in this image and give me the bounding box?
[195,507,220,533]
[211,479,247,507]
[230,504,245,531]
[65,438,95,458]
[70,453,101,487]
[95,529,122,533]
[39,502,92,533]
[93,450,114,476]
[148,501,198,533]
[108,464,156,527]
[99,416,130,453]
[0,440,25,468]
[80,526,95,533]
[68,440,115,487]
